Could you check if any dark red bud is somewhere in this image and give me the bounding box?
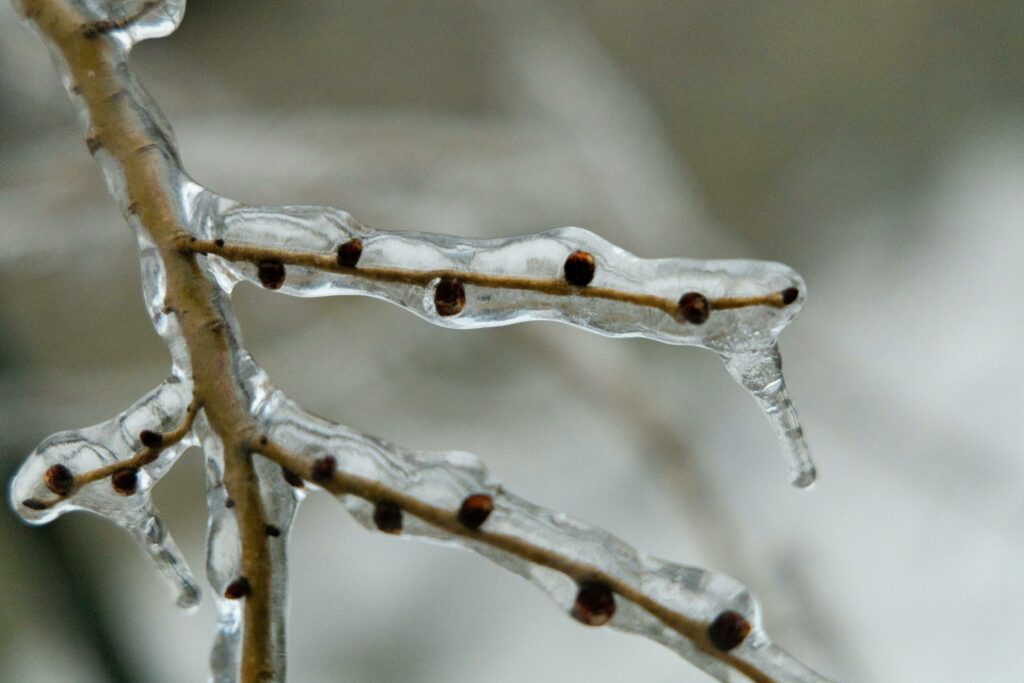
[139,429,163,448]
[224,577,251,600]
[571,581,616,626]
[677,292,710,325]
[434,277,466,316]
[563,250,596,286]
[44,464,74,496]
[373,501,403,534]
[457,493,494,530]
[707,610,751,651]
[111,467,139,495]
[337,238,363,268]
[311,456,337,485]
[257,260,286,289]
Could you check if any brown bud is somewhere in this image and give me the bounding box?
[139,429,163,449]
[111,467,139,495]
[85,136,101,155]
[22,498,48,511]
[373,500,403,534]
[257,260,286,289]
[265,524,281,537]
[225,498,235,509]
[676,292,710,325]
[434,277,466,316]
[311,456,337,485]
[44,464,74,496]
[214,238,226,248]
[337,238,363,268]
[457,493,494,530]
[707,610,751,651]
[571,581,616,626]
[281,466,305,488]
[224,577,251,600]
[781,287,799,305]
[563,250,596,286]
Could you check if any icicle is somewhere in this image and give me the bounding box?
[721,346,816,488]
[124,502,201,608]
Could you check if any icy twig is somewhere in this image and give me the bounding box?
[251,392,828,683]
[21,399,201,510]
[9,0,826,680]
[183,237,795,319]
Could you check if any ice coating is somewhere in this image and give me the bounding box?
[258,390,828,682]
[192,200,814,486]
[10,0,825,680]
[9,378,201,608]
[25,0,188,49]
[198,407,304,683]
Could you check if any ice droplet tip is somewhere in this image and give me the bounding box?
[790,465,817,489]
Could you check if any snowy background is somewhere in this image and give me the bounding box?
[1,1,1022,681]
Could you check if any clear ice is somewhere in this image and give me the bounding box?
[9,1,825,681]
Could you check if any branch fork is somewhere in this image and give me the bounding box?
[9,1,827,681]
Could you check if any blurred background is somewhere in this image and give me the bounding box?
[1,1,1022,681]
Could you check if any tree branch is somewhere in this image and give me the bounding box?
[10,0,826,680]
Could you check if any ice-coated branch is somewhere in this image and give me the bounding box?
[9,0,827,680]
[11,378,202,608]
[181,202,815,486]
[252,390,827,683]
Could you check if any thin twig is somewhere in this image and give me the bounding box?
[28,400,201,509]
[255,437,779,683]
[185,238,792,317]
